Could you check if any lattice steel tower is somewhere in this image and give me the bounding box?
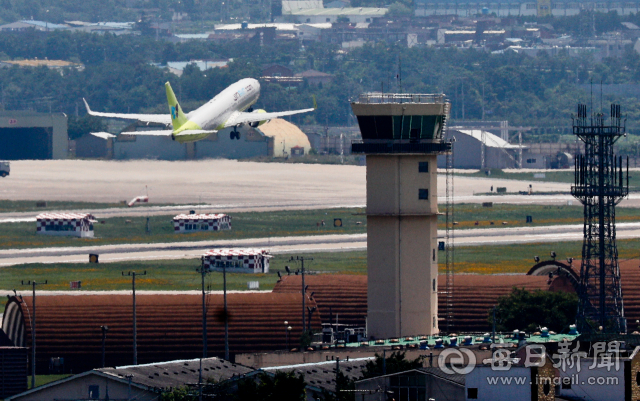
[572,103,628,333]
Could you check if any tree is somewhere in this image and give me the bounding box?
[234,371,306,401]
[361,351,424,379]
[489,288,578,333]
[386,2,413,17]
[67,114,107,140]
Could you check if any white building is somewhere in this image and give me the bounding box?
[203,249,271,273]
[36,213,96,238]
[172,214,231,233]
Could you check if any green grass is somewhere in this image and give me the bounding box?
[0,199,169,214]
[0,251,367,294]
[456,168,640,191]
[28,374,72,389]
[5,204,640,249]
[0,208,367,250]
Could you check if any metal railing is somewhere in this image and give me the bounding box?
[351,140,451,154]
[354,92,446,104]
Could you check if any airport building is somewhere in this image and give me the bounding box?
[35,213,97,238]
[172,213,231,233]
[351,93,451,338]
[106,118,311,160]
[0,111,67,160]
[202,249,272,274]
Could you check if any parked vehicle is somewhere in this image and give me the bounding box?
[0,161,10,177]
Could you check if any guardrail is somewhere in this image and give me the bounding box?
[354,93,446,104]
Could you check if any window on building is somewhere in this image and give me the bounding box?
[432,278,436,291]
[307,18,311,22]
[326,18,331,22]
[419,189,429,199]
[88,385,100,399]
[432,249,435,261]
[418,161,429,173]
[526,3,536,9]
[527,158,537,164]
[201,224,209,230]
[467,388,478,399]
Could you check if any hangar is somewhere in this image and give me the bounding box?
[0,111,67,160]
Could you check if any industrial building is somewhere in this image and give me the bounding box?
[202,249,271,274]
[0,111,67,160]
[172,213,231,233]
[351,93,451,339]
[103,118,311,160]
[35,213,96,238]
[0,293,320,374]
[437,129,523,170]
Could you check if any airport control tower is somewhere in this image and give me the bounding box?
[351,93,451,338]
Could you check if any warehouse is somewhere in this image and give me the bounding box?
[203,248,271,273]
[437,129,524,169]
[0,293,319,373]
[0,111,67,160]
[36,213,97,238]
[172,213,231,233]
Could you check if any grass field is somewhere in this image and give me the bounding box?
[456,168,640,190]
[0,199,159,214]
[3,204,640,250]
[0,208,367,250]
[5,238,640,294]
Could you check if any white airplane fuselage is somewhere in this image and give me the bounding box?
[175,78,261,143]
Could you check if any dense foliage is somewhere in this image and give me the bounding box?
[489,288,579,333]
[361,351,424,379]
[2,15,640,141]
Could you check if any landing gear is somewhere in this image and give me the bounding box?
[230,127,240,140]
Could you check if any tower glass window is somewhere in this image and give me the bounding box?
[419,189,429,199]
[419,162,428,173]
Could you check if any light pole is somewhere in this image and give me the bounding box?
[100,325,109,368]
[197,257,209,358]
[21,280,47,389]
[290,256,313,335]
[223,261,229,361]
[122,271,146,365]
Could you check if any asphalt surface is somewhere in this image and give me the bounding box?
[3,222,640,266]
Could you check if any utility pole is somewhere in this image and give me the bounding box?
[196,258,209,359]
[290,256,313,334]
[22,280,48,389]
[100,325,109,368]
[223,260,229,361]
[122,271,146,365]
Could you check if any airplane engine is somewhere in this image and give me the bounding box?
[249,109,269,128]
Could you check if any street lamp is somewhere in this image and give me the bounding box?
[100,325,109,368]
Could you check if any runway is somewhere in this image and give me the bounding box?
[2,222,640,266]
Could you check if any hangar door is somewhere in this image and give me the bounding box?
[0,127,52,159]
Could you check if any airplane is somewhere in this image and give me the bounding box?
[83,78,316,144]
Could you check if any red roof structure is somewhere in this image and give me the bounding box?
[2,293,320,374]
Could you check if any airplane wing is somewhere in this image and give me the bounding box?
[223,108,315,128]
[118,130,174,136]
[83,98,172,125]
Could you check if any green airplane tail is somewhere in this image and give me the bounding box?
[166,82,188,128]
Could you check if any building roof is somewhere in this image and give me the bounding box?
[19,20,69,29]
[453,129,523,149]
[203,249,270,257]
[262,358,372,392]
[0,59,82,68]
[356,367,465,387]
[286,7,388,16]
[35,213,96,220]
[173,213,228,220]
[282,1,324,12]
[99,357,254,390]
[1,293,321,373]
[295,69,333,78]
[257,118,312,158]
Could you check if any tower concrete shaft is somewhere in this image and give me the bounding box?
[352,93,450,339]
